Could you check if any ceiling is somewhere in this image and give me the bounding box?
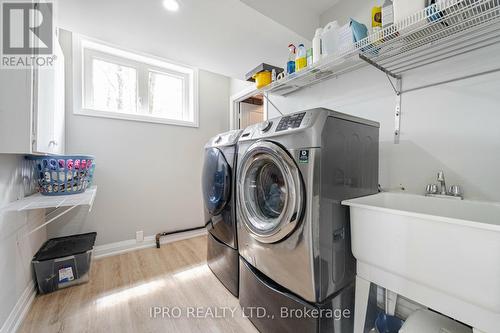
[57,0,340,79]
[241,0,340,38]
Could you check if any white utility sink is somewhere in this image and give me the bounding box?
[342,192,500,333]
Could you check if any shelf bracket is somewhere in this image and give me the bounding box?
[391,77,403,144]
[18,187,98,238]
[24,205,79,238]
[359,54,400,79]
[359,55,403,143]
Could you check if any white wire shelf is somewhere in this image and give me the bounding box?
[262,0,500,96]
[2,186,97,212]
[1,186,97,237]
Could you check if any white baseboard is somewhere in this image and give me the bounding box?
[93,228,207,259]
[0,282,36,333]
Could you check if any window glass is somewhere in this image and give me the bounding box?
[149,71,185,120]
[92,59,137,113]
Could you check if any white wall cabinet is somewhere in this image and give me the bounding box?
[0,32,65,155]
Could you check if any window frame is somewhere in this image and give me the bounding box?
[73,34,199,127]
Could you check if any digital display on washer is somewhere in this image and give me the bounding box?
[275,112,306,132]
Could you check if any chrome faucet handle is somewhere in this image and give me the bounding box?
[426,184,438,194]
[449,185,463,197]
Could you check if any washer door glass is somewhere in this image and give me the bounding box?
[238,141,304,243]
[202,147,231,216]
[244,157,287,231]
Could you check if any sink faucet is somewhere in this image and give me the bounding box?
[437,170,447,195]
[425,170,463,200]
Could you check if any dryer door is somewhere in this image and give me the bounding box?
[202,147,231,216]
[238,141,304,243]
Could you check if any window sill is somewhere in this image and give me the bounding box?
[74,108,199,128]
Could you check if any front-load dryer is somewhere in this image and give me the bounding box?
[236,108,379,332]
[202,129,242,297]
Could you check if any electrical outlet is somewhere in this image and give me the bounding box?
[136,230,144,242]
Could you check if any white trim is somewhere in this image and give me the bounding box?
[74,108,199,127]
[229,85,265,130]
[0,283,36,333]
[80,37,194,74]
[93,228,207,259]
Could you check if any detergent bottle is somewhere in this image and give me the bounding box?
[295,44,307,71]
[321,21,340,58]
[287,44,296,74]
[312,28,322,63]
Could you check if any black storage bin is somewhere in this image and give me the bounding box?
[32,232,97,294]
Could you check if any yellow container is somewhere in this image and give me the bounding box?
[295,57,307,71]
[253,71,272,89]
[372,6,382,27]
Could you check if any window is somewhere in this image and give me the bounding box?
[74,35,198,127]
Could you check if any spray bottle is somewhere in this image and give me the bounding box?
[287,44,296,74]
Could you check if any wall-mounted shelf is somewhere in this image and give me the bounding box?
[2,186,97,237]
[261,53,366,96]
[262,0,500,96]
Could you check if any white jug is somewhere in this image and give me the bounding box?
[393,0,427,23]
[321,21,340,58]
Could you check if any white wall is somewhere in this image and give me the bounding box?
[230,78,254,96]
[48,31,230,246]
[266,45,500,202]
[320,0,373,27]
[240,0,320,39]
[0,155,46,331]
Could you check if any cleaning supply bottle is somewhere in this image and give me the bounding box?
[306,48,313,67]
[372,5,382,33]
[321,21,339,58]
[393,0,426,23]
[312,28,322,64]
[382,0,394,28]
[287,44,296,74]
[295,44,307,71]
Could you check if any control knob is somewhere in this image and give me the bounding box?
[259,121,273,133]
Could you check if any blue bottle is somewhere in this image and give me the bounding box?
[287,44,296,74]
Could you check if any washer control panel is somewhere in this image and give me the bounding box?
[259,120,273,132]
[208,129,243,147]
[275,112,306,132]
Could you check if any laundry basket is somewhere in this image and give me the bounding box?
[27,155,95,196]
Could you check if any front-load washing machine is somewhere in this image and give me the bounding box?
[236,108,379,332]
[202,129,242,297]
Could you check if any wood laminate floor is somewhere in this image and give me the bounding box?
[20,235,258,333]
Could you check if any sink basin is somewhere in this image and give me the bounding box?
[343,192,500,333]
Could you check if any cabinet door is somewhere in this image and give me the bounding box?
[51,37,65,154]
[0,68,33,153]
[34,37,65,155]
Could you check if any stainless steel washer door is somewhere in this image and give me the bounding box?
[238,141,304,243]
